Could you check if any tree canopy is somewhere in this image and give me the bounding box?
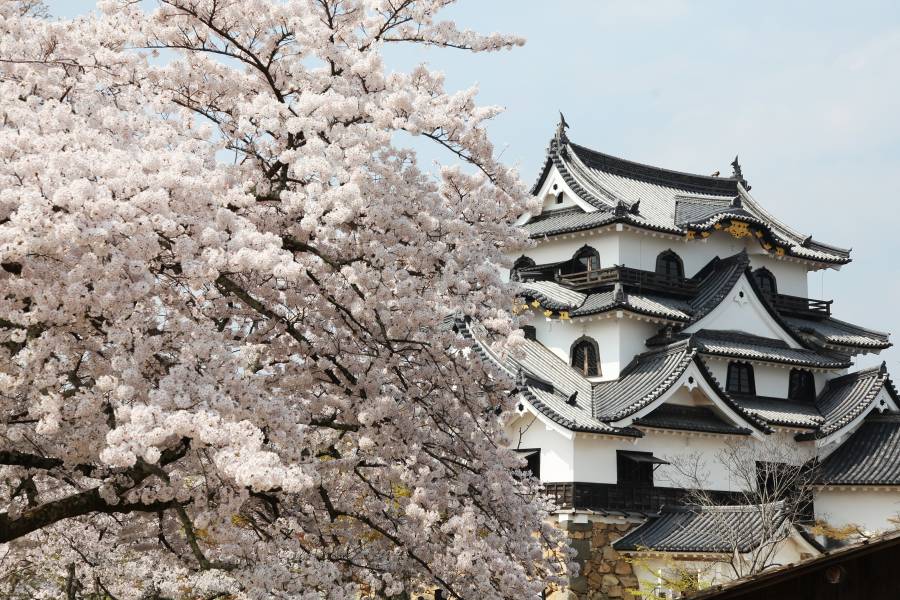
[0,1,566,597]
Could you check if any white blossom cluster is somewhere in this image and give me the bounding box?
[0,0,567,598]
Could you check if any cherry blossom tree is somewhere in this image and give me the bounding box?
[0,1,567,597]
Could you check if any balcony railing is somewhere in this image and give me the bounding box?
[765,292,832,319]
[542,482,745,514]
[556,265,698,297]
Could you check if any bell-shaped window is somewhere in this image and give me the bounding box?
[511,256,535,281]
[726,361,755,395]
[753,267,777,296]
[562,245,600,276]
[571,336,601,377]
[655,250,684,279]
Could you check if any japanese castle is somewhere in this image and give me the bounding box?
[457,119,899,598]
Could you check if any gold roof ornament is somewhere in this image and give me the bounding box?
[725,220,751,239]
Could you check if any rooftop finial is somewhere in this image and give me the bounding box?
[556,111,569,144]
[731,155,751,190]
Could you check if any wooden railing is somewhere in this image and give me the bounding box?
[542,482,744,513]
[766,292,832,319]
[556,265,698,296]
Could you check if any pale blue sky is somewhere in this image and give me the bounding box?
[46,1,900,370]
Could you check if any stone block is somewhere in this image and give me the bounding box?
[601,545,619,561]
[569,575,588,594]
[592,531,608,547]
[607,585,624,598]
[598,561,612,574]
[614,561,632,576]
[607,531,622,543]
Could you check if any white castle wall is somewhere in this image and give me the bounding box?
[704,358,818,399]
[509,413,575,482]
[617,230,809,297]
[814,489,900,533]
[525,314,656,380]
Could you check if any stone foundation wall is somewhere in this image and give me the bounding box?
[552,519,642,600]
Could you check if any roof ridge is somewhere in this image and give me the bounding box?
[568,141,741,196]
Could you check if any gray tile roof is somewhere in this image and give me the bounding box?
[785,315,891,351]
[688,329,851,369]
[518,280,691,322]
[731,395,824,429]
[613,503,786,553]
[592,343,698,420]
[686,251,751,324]
[518,281,586,310]
[591,342,771,432]
[521,206,618,238]
[633,404,752,435]
[453,317,637,435]
[529,129,850,264]
[797,364,899,441]
[454,317,768,435]
[817,414,900,485]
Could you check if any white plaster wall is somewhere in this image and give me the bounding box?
[527,315,655,381]
[518,230,620,269]
[613,230,809,296]
[540,188,579,212]
[506,413,575,483]
[705,358,800,399]
[814,489,900,533]
[685,276,799,345]
[572,431,744,491]
[634,535,811,593]
[617,319,657,374]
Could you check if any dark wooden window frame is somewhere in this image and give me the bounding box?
[616,450,667,486]
[788,368,816,403]
[726,361,756,395]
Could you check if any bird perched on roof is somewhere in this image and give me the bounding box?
[710,170,720,177]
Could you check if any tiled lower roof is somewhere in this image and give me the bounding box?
[454,316,767,435]
[633,404,752,435]
[785,315,891,351]
[592,343,771,432]
[688,330,850,369]
[518,280,691,322]
[730,395,823,429]
[613,503,786,554]
[797,364,899,441]
[687,251,751,324]
[817,414,900,485]
[454,317,637,435]
[521,206,617,238]
[592,343,698,421]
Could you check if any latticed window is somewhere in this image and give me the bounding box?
[753,267,777,295]
[655,249,684,279]
[726,361,755,395]
[571,337,600,377]
[788,369,816,402]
